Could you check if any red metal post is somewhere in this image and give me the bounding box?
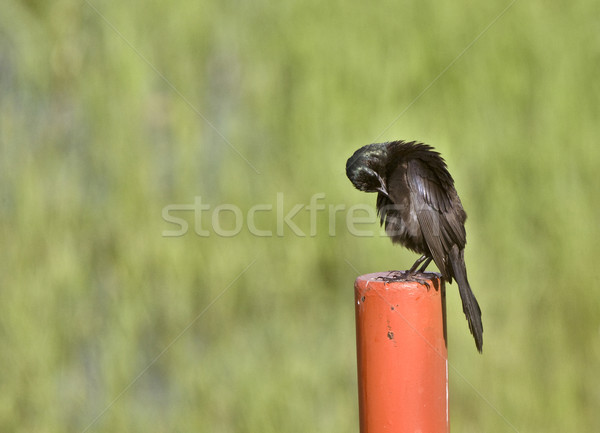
[355,272,449,433]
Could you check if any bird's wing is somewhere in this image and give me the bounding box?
[405,158,465,277]
[406,157,453,213]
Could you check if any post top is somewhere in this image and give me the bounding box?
[354,271,442,292]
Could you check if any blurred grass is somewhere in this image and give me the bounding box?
[1,0,600,431]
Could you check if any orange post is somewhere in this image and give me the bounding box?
[355,272,449,433]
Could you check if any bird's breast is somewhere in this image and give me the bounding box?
[380,198,426,254]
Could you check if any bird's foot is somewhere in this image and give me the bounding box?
[376,270,406,282]
[405,271,434,290]
[376,270,434,290]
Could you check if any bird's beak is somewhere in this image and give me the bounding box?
[376,174,389,197]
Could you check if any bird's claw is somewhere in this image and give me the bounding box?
[376,271,433,290]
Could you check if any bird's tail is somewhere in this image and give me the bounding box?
[449,245,483,352]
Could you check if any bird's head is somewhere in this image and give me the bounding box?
[345,143,389,196]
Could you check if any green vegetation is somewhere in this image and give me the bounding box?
[1,1,599,431]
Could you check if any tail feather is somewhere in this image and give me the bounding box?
[449,245,483,352]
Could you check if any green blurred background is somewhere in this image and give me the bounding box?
[1,0,599,431]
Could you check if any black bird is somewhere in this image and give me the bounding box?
[346,140,483,352]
